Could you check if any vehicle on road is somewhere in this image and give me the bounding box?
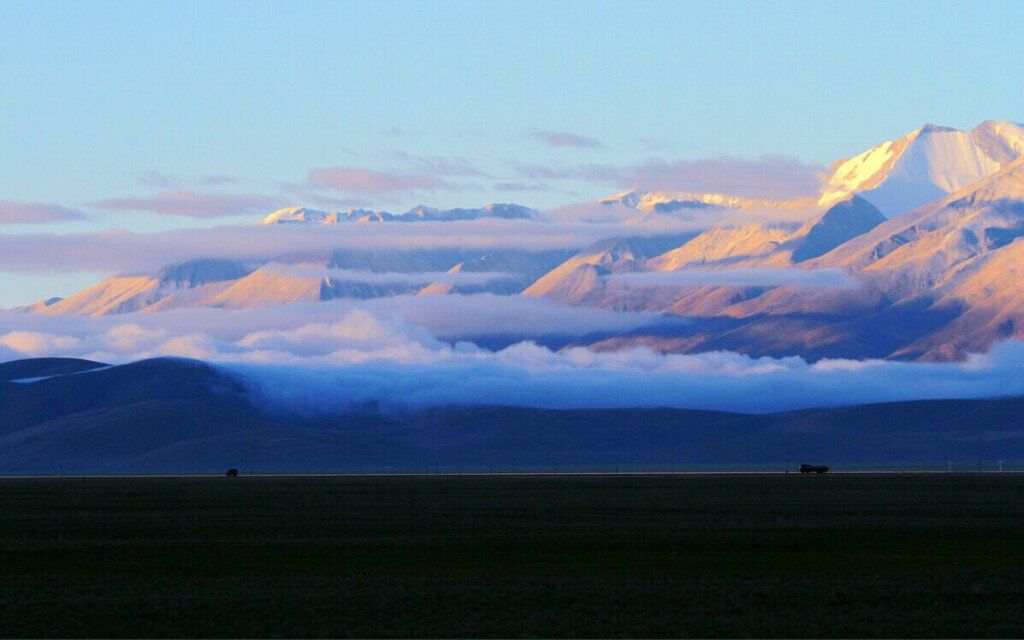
[799,464,829,474]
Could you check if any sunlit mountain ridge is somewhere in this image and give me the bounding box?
[13,122,1024,362]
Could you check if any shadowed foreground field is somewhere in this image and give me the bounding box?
[1,474,1022,638]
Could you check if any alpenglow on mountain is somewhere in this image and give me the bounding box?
[817,120,1024,215]
[12,121,1024,362]
[605,120,1024,220]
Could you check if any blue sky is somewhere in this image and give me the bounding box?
[1,0,1022,304]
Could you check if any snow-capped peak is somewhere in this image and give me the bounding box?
[259,203,536,225]
[818,120,1024,216]
[259,206,332,225]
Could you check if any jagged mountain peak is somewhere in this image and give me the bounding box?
[259,203,535,225]
[917,123,958,134]
[259,206,332,224]
[598,190,791,214]
[819,120,1024,216]
[791,196,886,263]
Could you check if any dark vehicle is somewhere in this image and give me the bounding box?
[799,464,829,474]
[225,468,239,477]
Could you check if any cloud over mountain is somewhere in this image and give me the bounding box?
[622,156,825,200]
[4,302,1024,413]
[0,219,695,274]
[517,155,825,200]
[607,267,857,289]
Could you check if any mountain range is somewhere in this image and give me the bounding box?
[259,202,537,224]
[12,120,1024,362]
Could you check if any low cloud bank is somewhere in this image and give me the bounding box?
[232,341,1024,414]
[607,268,857,290]
[2,303,1023,414]
[266,265,514,285]
[0,219,704,274]
[0,295,664,353]
[623,156,824,201]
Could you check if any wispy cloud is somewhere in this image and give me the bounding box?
[92,190,281,218]
[386,151,490,178]
[527,130,606,149]
[137,172,238,189]
[380,126,413,137]
[0,219,698,273]
[623,156,824,199]
[608,268,857,289]
[307,166,455,194]
[306,152,490,197]
[517,155,825,200]
[267,265,514,286]
[493,182,553,192]
[515,162,615,181]
[0,201,87,224]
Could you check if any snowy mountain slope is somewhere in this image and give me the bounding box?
[598,190,810,215]
[789,196,887,262]
[17,242,572,315]
[24,260,254,316]
[14,124,1024,361]
[521,235,695,305]
[417,250,573,296]
[400,203,535,221]
[818,120,1024,216]
[645,196,884,272]
[575,161,1024,359]
[202,266,341,308]
[155,259,253,288]
[811,157,1024,298]
[32,275,162,316]
[521,197,884,316]
[891,238,1024,360]
[259,206,396,224]
[648,224,799,270]
[599,121,1023,226]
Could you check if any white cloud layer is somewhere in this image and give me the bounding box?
[2,300,1023,414]
[607,268,858,289]
[266,265,514,285]
[0,219,704,274]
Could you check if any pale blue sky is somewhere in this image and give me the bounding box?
[1,0,1022,304]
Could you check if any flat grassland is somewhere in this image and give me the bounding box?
[1,474,1021,638]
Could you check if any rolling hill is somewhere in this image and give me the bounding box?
[1,357,1020,474]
